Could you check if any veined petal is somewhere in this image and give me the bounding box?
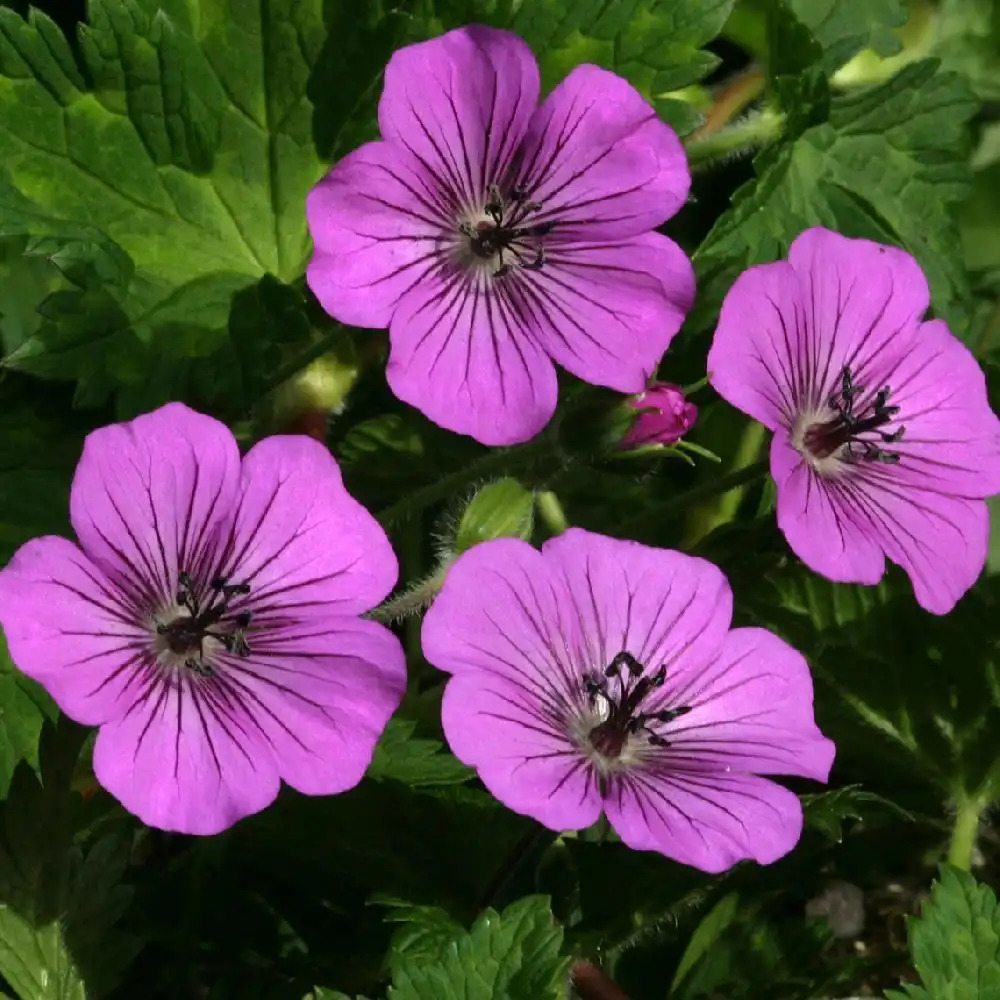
[386,273,558,445]
[222,437,397,617]
[709,229,928,428]
[92,674,279,835]
[771,435,887,585]
[878,319,1000,498]
[846,471,988,615]
[379,26,540,209]
[662,627,835,781]
[514,64,689,240]
[422,536,585,691]
[0,536,146,725]
[69,403,240,610]
[306,141,453,328]
[214,615,405,796]
[606,770,804,872]
[441,670,602,830]
[524,233,695,392]
[541,529,732,678]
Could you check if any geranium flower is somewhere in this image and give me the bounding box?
[422,529,833,872]
[621,382,698,448]
[708,227,1000,614]
[306,25,694,446]
[0,404,406,834]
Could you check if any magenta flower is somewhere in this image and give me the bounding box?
[621,382,698,448]
[422,529,834,872]
[306,25,695,446]
[0,404,406,834]
[708,227,1000,615]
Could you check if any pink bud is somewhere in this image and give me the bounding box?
[621,383,698,448]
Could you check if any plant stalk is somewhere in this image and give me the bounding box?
[947,795,983,871]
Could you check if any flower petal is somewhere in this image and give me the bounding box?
[0,537,146,725]
[605,770,804,872]
[378,26,539,209]
[879,319,1000,499]
[92,674,279,834]
[423,536,584,688]
[223,437,397,617]
[215,615,406,796]
[540,528,732,677]
[441,669,602,831]
[847,470,989,615]
[514,65,689,240]
[306,141,452,328]
[709,228,929,428]
[771,435,887,585]
[663,627,835,781]
[524,232,694,392]
[69,403,240,607]
[386,274,558,445]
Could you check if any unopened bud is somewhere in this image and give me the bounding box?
[620,383,698,449]
[454,478,534,554]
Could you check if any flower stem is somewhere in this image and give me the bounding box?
[535,489,570,535]
[947,794,983,871]
[620,459,770,538]
[474,824,548,914]
[684,107,785,170]
[256,323,349,400]
[375,433,560,529]
[682,421,768,547]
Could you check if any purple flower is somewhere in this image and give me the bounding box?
[306,25,695,446]
[621,382,698,448]
[422,529,834,872]
[0,404,406,834]
[708,227,1000,615]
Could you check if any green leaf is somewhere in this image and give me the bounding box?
[306,991,369,1000]
[786,0,906,71]
[387,896,570,1000]
[801,785,913,843]
[0,628,56,797]
[375,899,464,977]
[932,0,1000,102]
[694,61,977,333]
[0,0,395,407]
[670,892,740,994]
[0,720,138,1000]
[366,718,473,788]
[885,866,1000,1000]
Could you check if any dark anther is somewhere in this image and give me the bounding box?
[157,571,254,675]
[805,365,905,464]
[585,651,688,758]
[464,185,553,278]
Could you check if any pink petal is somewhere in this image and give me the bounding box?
[847,470,988,615]
[92,674,279,834]
[540,528,732,679]
[662,627,835,781]
[709,228,929,429]
[771,435,887,585]
[0,536,146,725]
[515,65,689,240]
[386,274,558,445]
[69,403,240,606]
[224,436,398,616]
[606,770,804,872]
[378,26,540,209]
[524,233,695,392]
[879,319,1000,498]
[215,615,406,796]
[422,537,584,687]
[441,670,602,831]
[306,141,453,328]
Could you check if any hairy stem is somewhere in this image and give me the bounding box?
[474,825,547,914]
[375,433,560,529]
[620,459,770,538]
[684,107,785,170]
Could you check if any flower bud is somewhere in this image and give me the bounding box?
[620,383,698,449]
